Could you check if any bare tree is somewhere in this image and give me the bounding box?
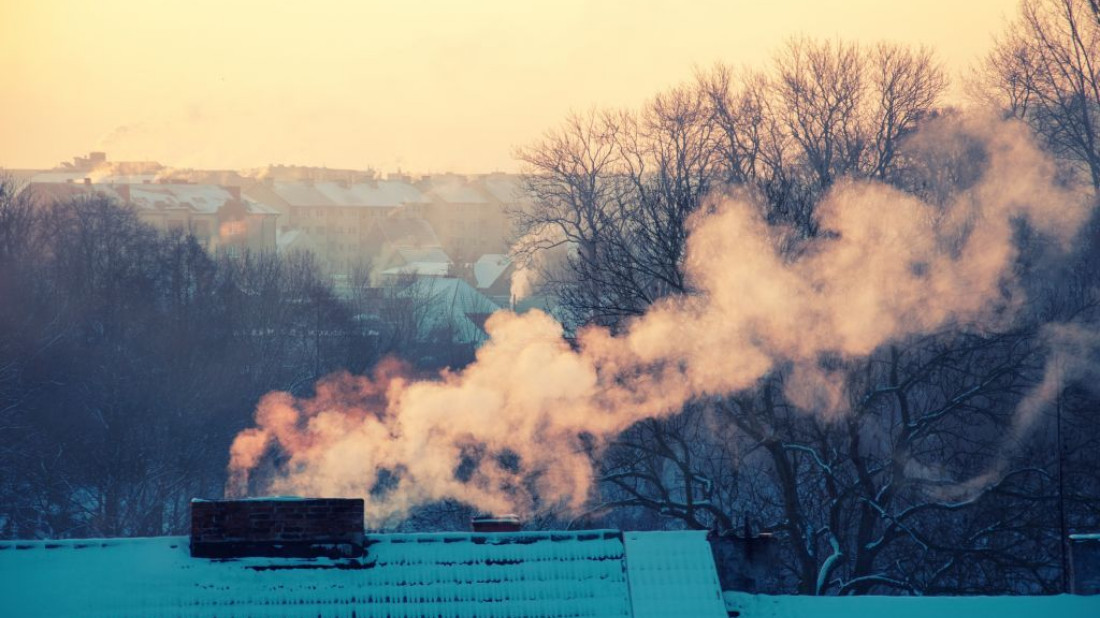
[979,0,1100,190]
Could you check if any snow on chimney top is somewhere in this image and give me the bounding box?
[471,514,522,533]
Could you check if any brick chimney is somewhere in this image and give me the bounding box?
[471,514,521,533]
[225,185,242,201]
[190,497,364,559]
[115,185,131,202]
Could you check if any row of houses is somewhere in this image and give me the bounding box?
[9,153,526,346]
[14,154,526,273]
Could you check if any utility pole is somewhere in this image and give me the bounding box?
[1056,384,1069,593]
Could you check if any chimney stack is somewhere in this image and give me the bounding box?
[225,185,242,201]
[190,497,364,559]
[471,514,522,533]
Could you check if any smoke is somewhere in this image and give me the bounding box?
[227,116,1092,525]
[509,231,572,303]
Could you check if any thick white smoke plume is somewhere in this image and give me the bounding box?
[228,117,1091,525]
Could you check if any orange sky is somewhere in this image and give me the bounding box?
[1,0,1019,173]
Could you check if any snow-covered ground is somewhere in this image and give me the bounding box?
[724,590,1100,618]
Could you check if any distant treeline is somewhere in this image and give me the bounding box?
[0,184,469,538]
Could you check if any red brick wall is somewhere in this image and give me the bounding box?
[190,498,364,558]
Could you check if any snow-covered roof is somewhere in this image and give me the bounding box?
[473,254,512,289]
[405,277,502,344]
[22,181,274,216]
[624,531,727,618]
[0,530,729,618]
[397,247,452,266]
[723,590,1099,618]
[97,174,159,184]
[271,180,428,208]
[479,174,529,204]
[26,171,87,184]
[124,184,276,216]
[426,177,489,204]
[382,247,454,277]
[382,262,452,277]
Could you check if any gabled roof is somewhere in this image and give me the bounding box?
[403,277,502,344]
[381,247,454,277]
[473,254,512,289]
[126,184,248,214]
[0,530,654,618]
[624,531,727,618]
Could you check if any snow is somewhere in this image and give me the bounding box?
[382,262,452,277]
[3,530,1088,618]
[191,495,307,502]
[623,531,727,618]
[479,175,527,204]
[272,181,428,208]
[404,277,502,343]
[427,178,488,204]
[0,530,632,618]
[723,591,1100,618]
[473,254,511,289]
[27,171,88,184]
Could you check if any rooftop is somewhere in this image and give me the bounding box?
[0,530,726,618]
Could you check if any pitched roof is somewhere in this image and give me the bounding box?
[405,277,502,344]
[624,531,728,618]
[22,182,275,216]
[479,174,529,204]
[0,530,641,618]
[270,180,429,208]
[473,254,512,289]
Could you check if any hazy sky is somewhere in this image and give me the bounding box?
[2,0,1018,173]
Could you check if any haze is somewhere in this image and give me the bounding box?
[3,0,1015,173]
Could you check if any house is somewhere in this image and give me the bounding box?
[401,276,502,345]
[20,180,277,255]
[364,217,449,276]
[0,497,729,618]
[472,253,515,307]
[404,174,521,263]
[244,177,431,273]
